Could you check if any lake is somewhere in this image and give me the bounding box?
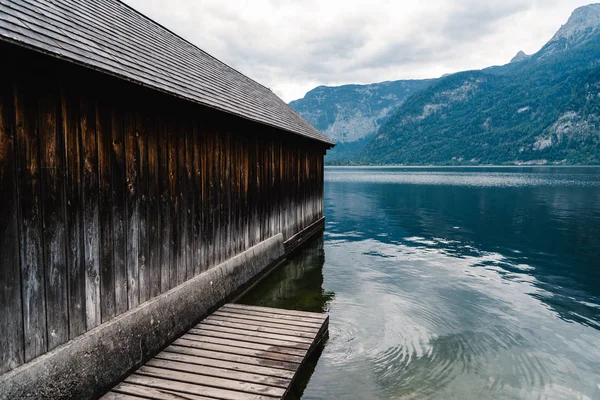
[238,167,600,399]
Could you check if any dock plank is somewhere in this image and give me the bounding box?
[164,344,300,371]
[155,351,296,379]
[125,374,277,400]
[200,318,317,339]
[225,304,327,320]
[212,310,324,329]
[146,358,290,388]
[179,333,308,357]
[113,382,213,400]
[173,338,305,364]
[205,315,319,334]
[136,365,286,397]
[194,325,314,344]
[221,304,327,324]
[103,304,328,399]
[187,328,312,349]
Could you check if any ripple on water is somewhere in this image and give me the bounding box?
[304,236,600,400]
[366,325,555,399]
[292,168,600,399]
[325,300,376,369]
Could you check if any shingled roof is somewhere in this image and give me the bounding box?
[0,0,333,146]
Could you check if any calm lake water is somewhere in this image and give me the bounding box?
[239,167,600,400]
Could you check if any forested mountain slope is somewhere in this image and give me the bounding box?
[304,4,600,165]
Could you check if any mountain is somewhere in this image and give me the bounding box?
[289,80,434,161]
[539,3,600,59]
[289,80,435,162]
[510,50,529,63]
[334,3,600,165]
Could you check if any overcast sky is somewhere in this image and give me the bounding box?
[125,0,594,102]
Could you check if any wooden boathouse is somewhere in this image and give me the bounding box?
[0,0,333,398]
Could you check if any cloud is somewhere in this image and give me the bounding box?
[124,0,594,101]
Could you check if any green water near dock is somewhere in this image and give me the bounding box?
[239,167,600,399]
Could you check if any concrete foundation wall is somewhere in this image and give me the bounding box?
[0,234,285,400]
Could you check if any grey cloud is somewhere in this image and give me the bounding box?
[438,0,533,39]
[350,1,533,72]
[306,28,369,60]
[125,0,590,101]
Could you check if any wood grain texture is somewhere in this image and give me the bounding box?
[125,109,140,310]
[134,364,287,396]
[178,334,307,358]
[186,329,311,351]
[184,120,194,281]
[136,111,149,304]
[167,121,179,290]
[103,304,328,399]
[146,113,161,299]
[176,121,187,286]
[113,382,213,400]
[81,94,101,331]
[38,82,69,351]
[158,118,171,293]
[62,87,86,340]
[97,97,116,323]
[193,325,313,345]
[125,374,275,400]
[224,303,327,320]
[0,69,24,374]
[200,317,317,339]
[0,43,328,374]
[208,130,216,269]
[211,310,323,329]
[220,304,326,324]
[155,350,295,379]
[15,81,47,361]
[205,315,319,334]
[146,358,290,390]
[111,106,128,316]
[166,343,299,371]
[191,120,202,276]
[214,131,222,265]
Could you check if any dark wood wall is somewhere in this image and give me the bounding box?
[0,43,326,374]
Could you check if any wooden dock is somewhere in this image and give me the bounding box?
[102,304,329,400]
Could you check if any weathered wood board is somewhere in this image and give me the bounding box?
[103,304,328,400]
[0,41,327,374]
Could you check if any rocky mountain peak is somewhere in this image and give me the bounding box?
[550,3,600,43]
[510,50,529,63]
[533,4,600,60]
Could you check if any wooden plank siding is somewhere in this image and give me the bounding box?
[0,55,24,372]
[0,42,327,374]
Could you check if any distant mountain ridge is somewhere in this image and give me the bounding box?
[289,79,434,144]
[292,3,600,165]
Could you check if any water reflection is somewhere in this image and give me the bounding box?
[238,235,335,400]
[240,235,334,314]
[326,168,600,326]
[240,167,600,399]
